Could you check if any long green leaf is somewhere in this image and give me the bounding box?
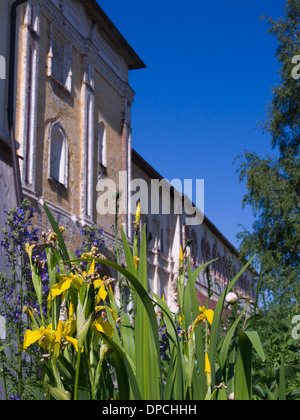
[219,305,248,370]
[164,348,178,400]
[27,387,48,401]
[186,259,206,399]
[102,334,141,400]
[244,331,266,362]
[152,292,184,400]
[120,226,135,275]
[192,259,218,284]
[77,301,92,351]
[0,342,13,354]
[49,386,70,401]
[119,313,135,365]
[278,361,286,401]
[235,332,253,401]
[135,225,160,400]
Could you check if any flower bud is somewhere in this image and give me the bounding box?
[134,256,140,271]
[229,392,235,401]
[179,245,184,268]
[24,243,35,260]
[225,292,238,305]
[135,203,141,224]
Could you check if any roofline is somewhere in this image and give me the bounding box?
[81,0,146,70]
[132,148,258,275]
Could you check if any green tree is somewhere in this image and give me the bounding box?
[236,0,300,311]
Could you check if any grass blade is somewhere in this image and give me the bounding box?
[235,332,253,401]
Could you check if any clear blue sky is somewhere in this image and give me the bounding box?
[98,0,286,249]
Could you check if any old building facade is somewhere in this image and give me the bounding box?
[0,0,256,314]
[0,0,19,277]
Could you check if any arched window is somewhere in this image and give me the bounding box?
[49,124,68,187]
[99,122,107,171]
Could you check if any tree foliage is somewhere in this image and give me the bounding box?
[236,0,300,310]
[262,0,300,155]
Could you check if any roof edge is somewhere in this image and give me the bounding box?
[81,0,146,70]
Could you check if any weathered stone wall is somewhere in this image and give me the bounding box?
[14,0,134,260]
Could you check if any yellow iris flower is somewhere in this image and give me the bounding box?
[51,273,82,300]
[198,306,214,326]
[23,320,80,354]
[51,260,106,302]
[23,324,55,351]
[93,282,108,306]
[92,318,114,339]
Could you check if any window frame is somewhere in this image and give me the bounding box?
[49,123,69,188]
[98,121,107,175]
[47,24,72,92]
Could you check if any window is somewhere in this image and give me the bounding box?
[52,39,64,83]
[24,44,35,185]
[99,122,107,172]
[49,124,68,187]
[81,57,95,220]
[48,24,72,91]
[84,93,94,218]
[20,1,40,188]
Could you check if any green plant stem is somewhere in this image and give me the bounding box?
[86,337,94,399]
[74,349,82,401]
[0,350,8,400]
[13,259,23,395]
[16,327,22,395]
[115,194,123,307]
